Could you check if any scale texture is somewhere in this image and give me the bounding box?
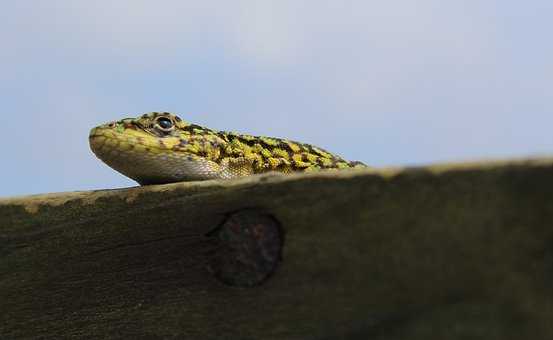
[89,112,366,184]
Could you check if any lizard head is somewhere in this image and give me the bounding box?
[89,112,223,184]
[92,112,189,137]
[89,112,190,155]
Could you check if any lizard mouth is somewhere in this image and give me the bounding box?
[88,122,198,185]
[89,126,117,165]
[88,125,146,184]
[88,127,105,140]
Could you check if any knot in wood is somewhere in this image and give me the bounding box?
[207,210,283,287]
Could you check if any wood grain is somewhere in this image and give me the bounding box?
[2,159,553,339]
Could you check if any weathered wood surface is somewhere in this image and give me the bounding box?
[2,159,553,339]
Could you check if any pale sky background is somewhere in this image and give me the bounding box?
[1,1,552,197]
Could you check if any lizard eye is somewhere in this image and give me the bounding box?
[156,117,174,131]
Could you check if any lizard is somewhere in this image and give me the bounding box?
[89,112,367,185]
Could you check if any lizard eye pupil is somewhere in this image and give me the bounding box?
[157,117,174,130]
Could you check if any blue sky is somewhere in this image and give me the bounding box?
[1,1,552,197]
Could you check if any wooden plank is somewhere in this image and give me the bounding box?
[2,159,553,339]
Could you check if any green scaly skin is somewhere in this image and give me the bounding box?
[89,112,367,185]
